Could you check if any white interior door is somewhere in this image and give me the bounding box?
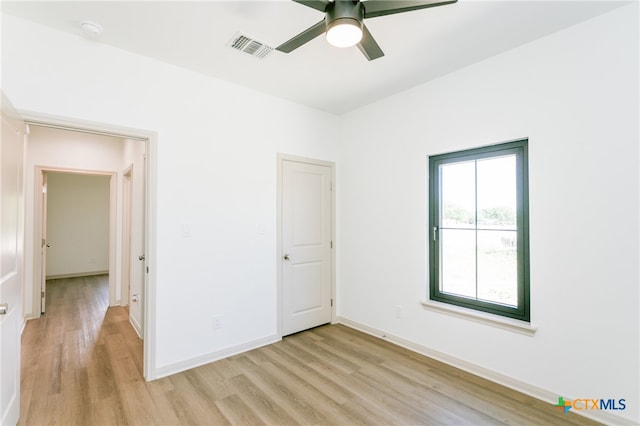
[40,172,48,313]
[138,153,146,335]
[1,92,25,426]
[130,150,146,337]
[281,159,333,336]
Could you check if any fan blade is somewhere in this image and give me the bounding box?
[363,0,457,19]
[357,24,384,61]
[276,19,326,53]
[292,0,330,12]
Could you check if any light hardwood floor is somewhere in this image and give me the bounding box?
[20,275,598,425]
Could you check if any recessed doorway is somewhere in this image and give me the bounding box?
[23,117,155,380]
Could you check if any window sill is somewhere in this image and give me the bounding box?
[420,299,537,336]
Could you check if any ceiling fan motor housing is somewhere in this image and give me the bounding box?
[325,0,364,32]
[277,0,457,60]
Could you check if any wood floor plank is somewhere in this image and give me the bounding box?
[285,333,361,375]
[257,344,355,405]
[189,364,236,402]
[19,275,602,426]
[305,351,436,425]
[228,359,330,425]
[115,379,157,426]
[356,362,501,425]
[226,373,299,425]
[215,393,267,426]
[258,359,358,425]
[143,377,183,425]
[166,372,231,425]
[91,395,128,426]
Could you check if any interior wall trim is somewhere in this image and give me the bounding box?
[45,271,109,280]
[18,108,158,382]
[153,334,281,380]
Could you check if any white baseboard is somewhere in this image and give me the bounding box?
[45,270,108,280]
[129,315,142,339]
[153,334,281,380]
[336,316,637,426]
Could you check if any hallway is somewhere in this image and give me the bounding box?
[19,275,143,425]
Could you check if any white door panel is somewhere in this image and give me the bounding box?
[292,261,323,312]
[282,159,332,336]
[1,91,25,426]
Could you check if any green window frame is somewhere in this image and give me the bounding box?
[428,139,530,321]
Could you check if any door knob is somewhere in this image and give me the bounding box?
[0,303,7,315]
[283,254,291,260]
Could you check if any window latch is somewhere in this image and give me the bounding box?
[433,226,438,241]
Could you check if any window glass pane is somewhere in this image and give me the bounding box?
[441,161,475,228]
[477,230,518,307]
[441,229,476,298]
[477,155,516,229]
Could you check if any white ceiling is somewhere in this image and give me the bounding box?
[2,1,628,114]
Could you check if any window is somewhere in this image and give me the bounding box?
[428,139,529,321]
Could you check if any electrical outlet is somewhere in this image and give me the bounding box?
[212,316,223,330]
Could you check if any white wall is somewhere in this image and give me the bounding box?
[338,4,638,424]
[45,172,110,278]
[2,14,340,375]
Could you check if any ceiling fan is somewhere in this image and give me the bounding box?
[276,0,458,61]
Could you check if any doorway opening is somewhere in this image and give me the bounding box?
[23,116,156,380]
[39,170,113,314]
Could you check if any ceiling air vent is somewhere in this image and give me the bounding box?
[227,33,273,59]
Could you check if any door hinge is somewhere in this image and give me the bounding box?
[41,291,45,298]
[330,240,333,249]
[331,298,333,307]
[330,182,333,191]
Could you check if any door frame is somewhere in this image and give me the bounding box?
[276,153,336,338]
[121,166,133,308]
[20,111,158,380]
[40,171,48,313]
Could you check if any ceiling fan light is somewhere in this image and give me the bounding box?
[326,18,363,48]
